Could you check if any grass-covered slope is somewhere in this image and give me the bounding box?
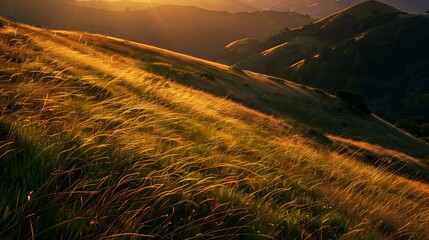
[65,26,429,160]
[1,18,429,239]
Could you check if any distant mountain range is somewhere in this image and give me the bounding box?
[77,0,255,13]
[0,0,312,58]
[78,0,429,18]
[220,0,429,141]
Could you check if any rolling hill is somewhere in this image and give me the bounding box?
[241,0,429,18]
[77,0,256,13]
[0,0,312,59]
[221,0,429,142]
[1,16,429,239]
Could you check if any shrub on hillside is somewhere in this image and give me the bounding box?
[198,73,215,81]
[421,123,429,137]
[396,119,421,136]
[231,64,245,74]
[335,90,370,114]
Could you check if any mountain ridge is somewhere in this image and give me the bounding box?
[219,0,429,142]
[241,0,429,18]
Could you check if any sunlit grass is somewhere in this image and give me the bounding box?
[1,18,429,239]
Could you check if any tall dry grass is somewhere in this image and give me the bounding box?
[1,18,429,239]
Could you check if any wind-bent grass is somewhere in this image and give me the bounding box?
[1,18,429,239]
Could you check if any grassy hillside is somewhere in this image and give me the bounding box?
[221,1,429,143]
[0,0,312,59]
[1,17,429,239]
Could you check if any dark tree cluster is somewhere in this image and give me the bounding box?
[336,90,371,114]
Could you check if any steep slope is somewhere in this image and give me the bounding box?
[241,0,429,18]
[219,0,401,65]
[0,0,312,59]
[1,17,429,239]
[222,1,429,141]
[77,0,256,13]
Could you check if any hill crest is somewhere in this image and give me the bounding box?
[315,0,401,24]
